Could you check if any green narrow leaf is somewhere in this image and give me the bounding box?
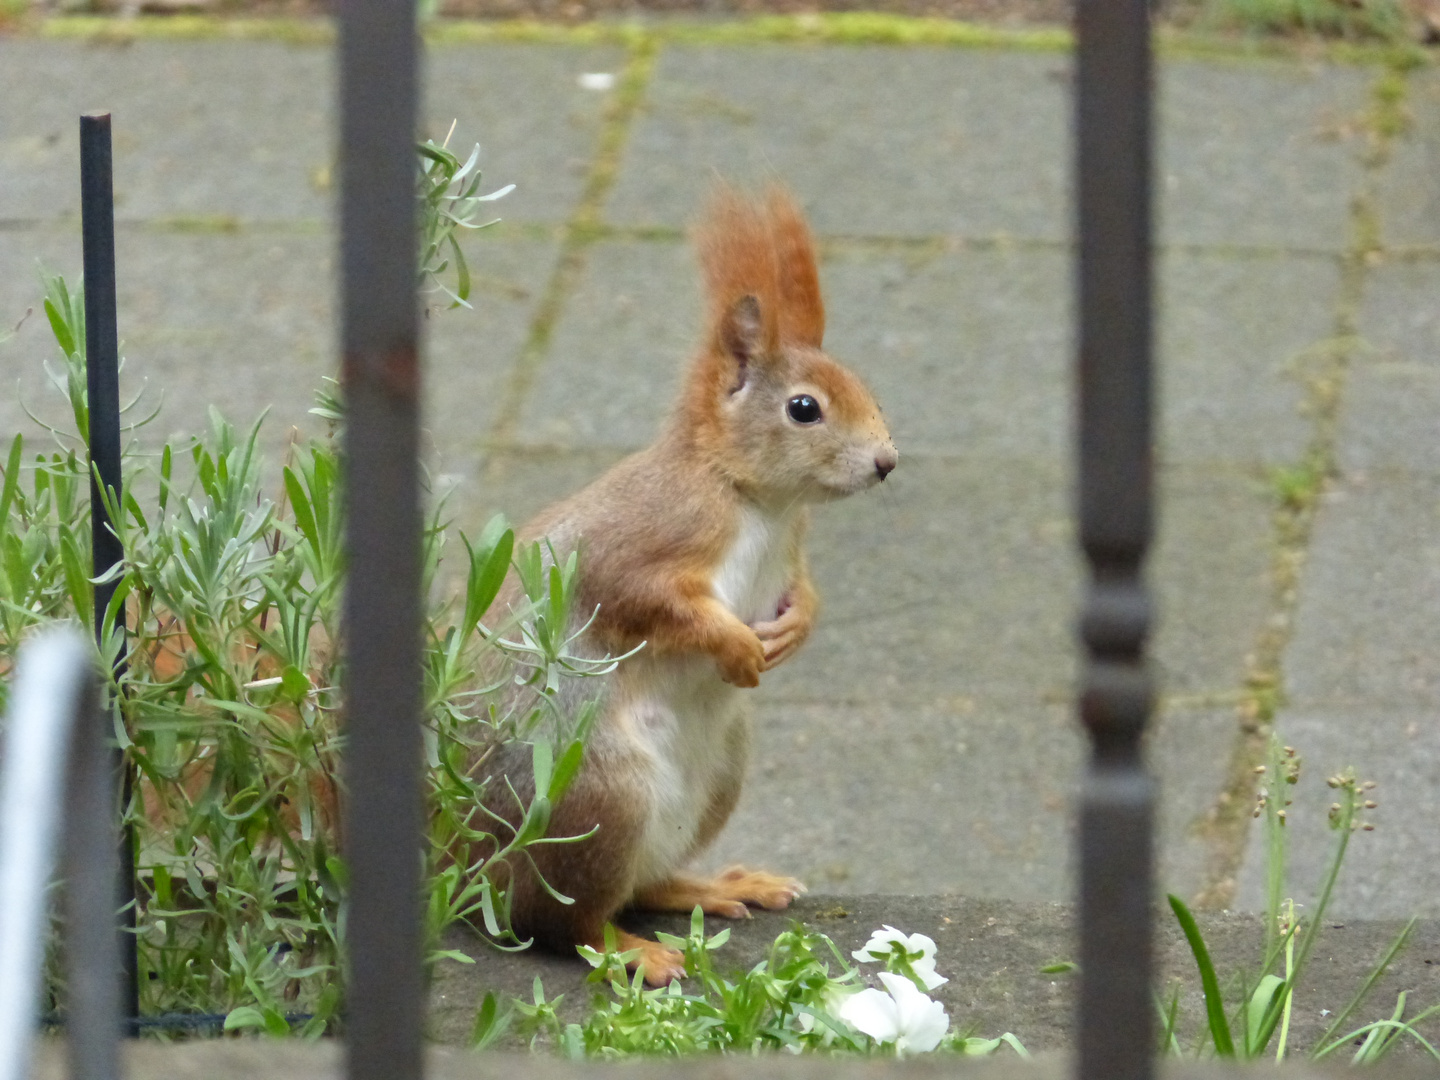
[470,990,512,1050]
[478,881,503,938]
[43,296,77,359]
[547,562,566,636]
[151,863,172,908]
[223,1006,266,1031]
[1245,974,1285,1055]
[447,232,472,306]
[530,740,553,800]
[1168,893,1235,1057]
[513,795,551,848]
[547,739,585,802]
[284,466,319,551]
[158,442,172,517]
[0,434,22,525]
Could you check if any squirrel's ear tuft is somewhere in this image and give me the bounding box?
[765,187,825,348]
[695,184,781,359]
[720,295,763,391]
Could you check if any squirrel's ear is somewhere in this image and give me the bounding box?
[719,295,763,390]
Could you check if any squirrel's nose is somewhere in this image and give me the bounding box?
[874,451,897,481]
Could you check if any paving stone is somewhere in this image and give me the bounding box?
[425,43,627,226]
[770,458,1270,702]
[518,239,1327,464]
[1234,707,1440,920]
[1377,71,1440,250]
[1157,58,1368,252]
[510,239,701,451]
[0,40,616,225]
[1156,250,1332,465]
[698,700,1233,904]
[1358,258,1440,367]
[0,40,332,224]
[1335,360,1440,473]
[0,226,557,468]
[606,45,1072,241]
[1284,473,1440,709]
[606,47,1365,250]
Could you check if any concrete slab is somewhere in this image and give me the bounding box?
[510,238,700,451]
[426,894,1440,1061]
[0,226,557,467]
[1236,706,1440,920]
[605,47,1366,251]
[1157,58,1368,252]
[0,40,617,225]
[1358,258,1440,367]
[0,39,332,224]
[425,43,627,226]
[1284,472,1440,708]
[762,457,1270,703]
[1377,71,1440,250]
[516,238,1328,464]
[705,701,1081,900]
[1335,360,1440,473]
[1157,249,1333,465]
[604,45,1073,241]
[697,700,1233,904]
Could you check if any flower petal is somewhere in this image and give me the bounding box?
[876,972,950,1054]
[853,925,908,962]
[838,987,900,1043]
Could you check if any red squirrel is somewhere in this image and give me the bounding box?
[480,185,897,985]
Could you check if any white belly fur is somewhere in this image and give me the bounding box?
[615,503,795,887]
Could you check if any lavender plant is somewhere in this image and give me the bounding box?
[0,139,611,1033]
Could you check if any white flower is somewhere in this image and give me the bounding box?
[851,925,948,990]
[577,72,616,91]
[838,971,949,1055]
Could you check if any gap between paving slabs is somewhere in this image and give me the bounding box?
[1189,57,1421,911]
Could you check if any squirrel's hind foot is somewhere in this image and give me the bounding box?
[634,868,806,921]
[601,928,686,987]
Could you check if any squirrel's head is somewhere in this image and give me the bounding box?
[680,185,898,504]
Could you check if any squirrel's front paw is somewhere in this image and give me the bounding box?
[715,630,764,688]
[752,603,812,672]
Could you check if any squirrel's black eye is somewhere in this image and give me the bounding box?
[787,395,822,424]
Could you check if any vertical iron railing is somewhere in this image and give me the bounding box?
[1074,1,1156,1078]
[337,0,425,1076]
[79,112,141,1035]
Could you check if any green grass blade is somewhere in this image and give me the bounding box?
[1169,893,1235,1057]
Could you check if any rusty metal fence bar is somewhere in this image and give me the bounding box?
[336,0,425,1075]
[79,113,142,1036]
[1074,0,1156,1077]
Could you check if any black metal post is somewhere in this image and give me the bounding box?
[1075,0,1155,1077]
[79,113,141,1037]
[337,0,423,1077]
[64,671,123,1080]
